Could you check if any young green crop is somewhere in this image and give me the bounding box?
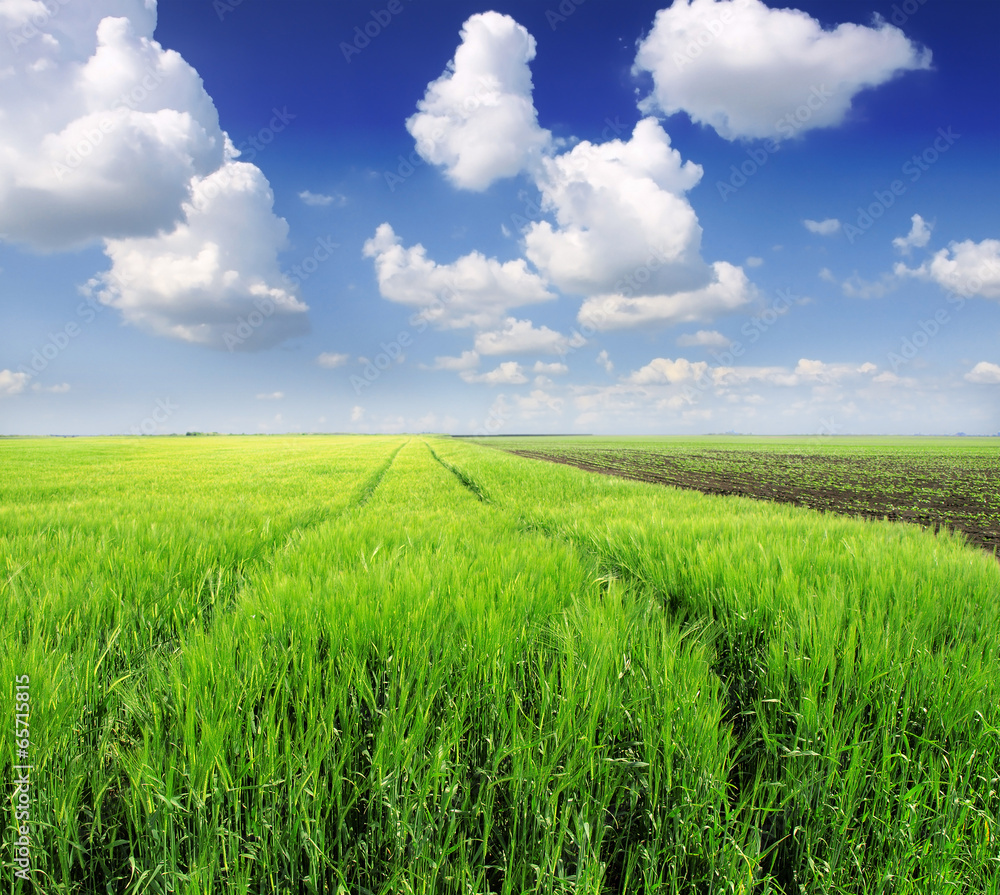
[1,435,998,893]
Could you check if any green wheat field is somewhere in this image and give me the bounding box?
[2,435,999,894]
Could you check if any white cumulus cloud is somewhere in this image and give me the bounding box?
[427,350,481,372]
[621,355,878,391]
[461,361,528,385]
[533,361,568,375]
[406,11,551,190]
[395,15,754,353]
[711,365,800,388]
[298,190,343,207]
[0,0,308,350]
[634,0,930,142]
[677,329,730,348]
[895,238,1000,299]
[965,362,1000,384]
[872,371,916,387]
[87,160,308,350]
[577,261,752,331]
[317,352,349,368]
[524,118,710,298]
[794,358,877,381]
[520,118,753,329]
[363,223,555,330]
[627,357,709,385]
[892,213,932,254]
[0,369,30,396]
[841,272,896,300]
[474,317,576,356]
[0,4,223,249]
[804,218,841,235]
[513,388,563,417]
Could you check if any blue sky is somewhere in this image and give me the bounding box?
[1,0,997,435]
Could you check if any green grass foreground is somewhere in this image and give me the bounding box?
[1,435,999,893]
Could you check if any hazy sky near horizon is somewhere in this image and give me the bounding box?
[1,0,998,436]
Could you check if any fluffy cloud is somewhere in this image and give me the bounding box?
[474,317,577,356]
[895,239,1000,299]
[564,354,906,433]
[0,1,308,350]
[623,356,877,390]
[427,350,481,372]
[87,160,308,350]
[513,388,564,416]
[677,329,730,348]
[820,267,897,299]
[892,213,932,254]
[524,118,710,298]
[710,365,800,388]
[566,352,990,433]
[872,371,916,388]
[298,190,343,207]
[804,218,840,235]
[627,357,709,385]
[533,361,568,375]
[460,361,528,385]
[0,370,30,397]
[520,118,752,329]
[794,359,877,381]
[577,261,752,331]
[0,4,223,249]
[965,362,1000,385]
[634,0,930,142]
[406,11,551,190]
[363,223,555,330]
[596,350,614,373]
[841,272,896,300]
[317,352,350,368]
[396,17,753,351]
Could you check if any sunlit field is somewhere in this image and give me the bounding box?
[2,435,999,893]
